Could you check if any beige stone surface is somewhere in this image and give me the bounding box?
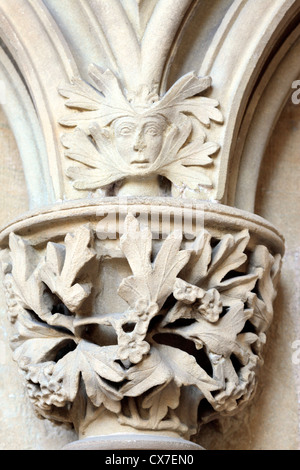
[0,108,28,228]
[255,97,300,449]
[197,98,300,451]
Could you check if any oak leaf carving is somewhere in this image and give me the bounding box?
[39,226,96,313]
[170,302,254,361]
[142,380,181,428]
[51,340,124,411]
[7,234,49,320]
[180,229,259,307]
[61,127,128,190]
[59,67,134,129]
[122,344,219,401]
[247,245,282,332]
[10,309,74,366]
[118,214,191,308]
[5,234,75,331]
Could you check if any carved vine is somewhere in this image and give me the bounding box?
[3,216,281,438]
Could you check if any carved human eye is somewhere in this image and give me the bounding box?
[117,125,135,136]
[144,125,161,136]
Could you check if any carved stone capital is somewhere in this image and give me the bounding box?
[0,201,284,449]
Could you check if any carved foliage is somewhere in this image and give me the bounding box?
[59,67,223,195]
[3,216,281,437]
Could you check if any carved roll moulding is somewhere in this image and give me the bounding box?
[0,200,284,449]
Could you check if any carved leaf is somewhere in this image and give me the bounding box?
[247,246,282,332]
[173,302,254,360]
[59,67,134,128]
[152,116,192,170]
[176,97,223,125]
[162,301,194,327]
[155,344,220,400]
[205,230,250,288]
[209,331,259,410]
[40,226,96,312]
[52,340,124,408]
[160,162,213,189]
[66,167,120,191]
[149,72,223,130]
[8,233,47,316]
[152,116,219,190]
[161,72,212,103]
[88,65,130,109]
[176,140,220,167]
[121,346,172,397]
[6,233,74,330]
[247,294,269,333]
[142,380,180,427]
[175,229,255,305]
[62,128,127,189]
[119,214,152,278]
[150,232,191,305]
[62,129,103,169]
[217,273,259,307]
[122,344,219,401]
[59,77,104,112]
[180,230,212,285]
[155,73,212,117]
[10,310,74,365]
[118,215,191,308]
[250,245,279,312]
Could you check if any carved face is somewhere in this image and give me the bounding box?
[113,115,167,170]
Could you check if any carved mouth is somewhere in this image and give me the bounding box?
[130,162,150,169]
[130,160,150,167]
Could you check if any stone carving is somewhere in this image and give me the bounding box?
[3,215,281,439]
[56,0,223,199]
[59,67,223,197]
[0,0,292,452]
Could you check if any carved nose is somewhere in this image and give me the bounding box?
[133,133,146,152]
